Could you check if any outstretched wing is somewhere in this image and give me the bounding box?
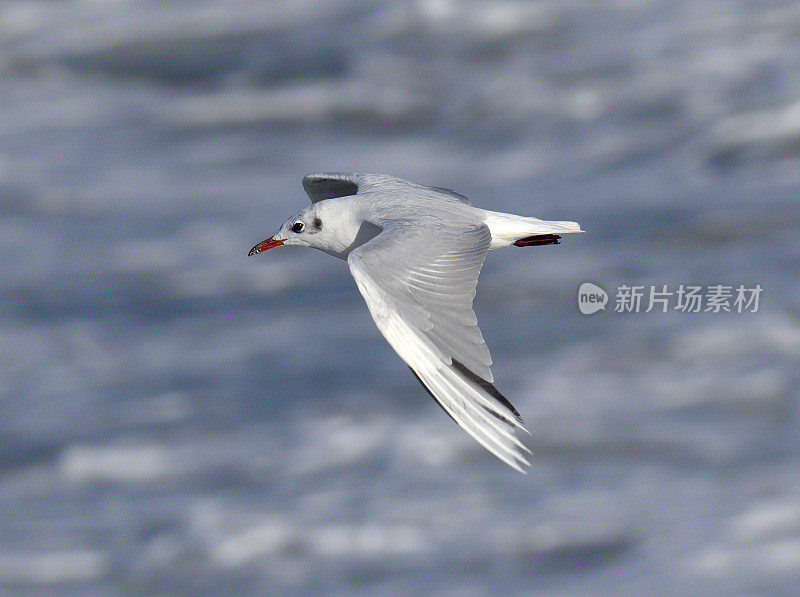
[302,173,359,203]
[347,220,530,471]
[303,172,471,205]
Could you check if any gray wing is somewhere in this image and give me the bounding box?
[347,219,529,471]
[423,186,470,204]
[303,173,359,203]
[303,172,471,205]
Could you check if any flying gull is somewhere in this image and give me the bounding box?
[249,173,582,471]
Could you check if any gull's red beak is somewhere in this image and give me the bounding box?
[248,237,284,256]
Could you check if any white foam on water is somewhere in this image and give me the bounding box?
[311,523,426,558]
[0,550,108,585]
[728,500,800,544]
[212,516,295,567]
[293,415,390,475]
[60,443,176,483]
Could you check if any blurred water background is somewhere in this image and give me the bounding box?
[1,0,800,594]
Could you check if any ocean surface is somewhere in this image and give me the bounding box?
[1,0,799,594]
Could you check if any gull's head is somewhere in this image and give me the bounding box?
[249,202,357,258]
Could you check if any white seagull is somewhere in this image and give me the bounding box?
[249,173,582,471]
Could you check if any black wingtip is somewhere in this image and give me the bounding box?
[451,360,524,424]
[302,174,359,202]
[407,360,525,428]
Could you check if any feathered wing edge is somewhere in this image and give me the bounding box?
[349,259,531,472]
[302,172,473,205]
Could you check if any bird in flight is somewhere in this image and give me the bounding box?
[249,173,582,471]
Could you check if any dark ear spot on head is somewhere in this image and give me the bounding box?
[313,217,322,230]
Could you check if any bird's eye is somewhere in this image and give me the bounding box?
[291,221,304,233]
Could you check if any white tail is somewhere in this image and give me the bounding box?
[483,210,583,249]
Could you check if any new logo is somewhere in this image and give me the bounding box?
[578,282,608,315]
